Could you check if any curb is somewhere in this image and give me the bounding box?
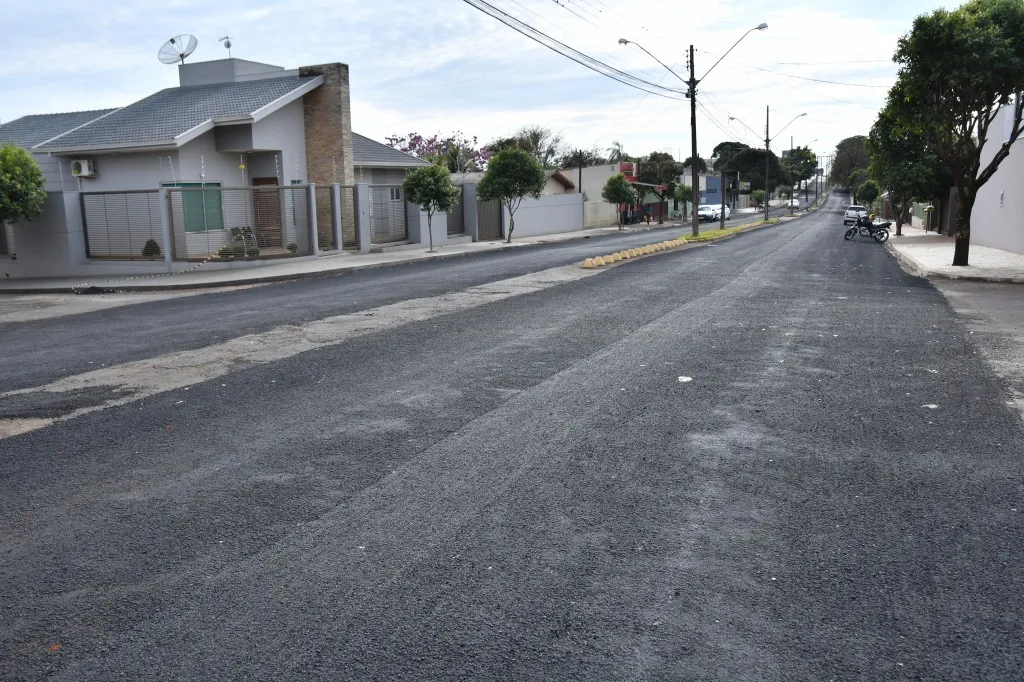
[885,241,1024,284]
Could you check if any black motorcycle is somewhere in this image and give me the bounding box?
[844,215,891,243]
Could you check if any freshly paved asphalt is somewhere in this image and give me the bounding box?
[3,194,1023,680]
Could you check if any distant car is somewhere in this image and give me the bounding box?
[697,204,731,222]
[788,199,802,209]
[843,205,868,225]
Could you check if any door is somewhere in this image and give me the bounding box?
[448,186,466,235]
[252,177,282,248]
[477,200,502,241]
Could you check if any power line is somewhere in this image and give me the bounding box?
[462,0,690,100]
[772,59,892,66]
[722,57,888,88]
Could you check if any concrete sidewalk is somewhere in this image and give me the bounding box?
[0,221,688,294]
[885,223,1024,284]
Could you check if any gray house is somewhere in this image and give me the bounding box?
[0,58,428,279]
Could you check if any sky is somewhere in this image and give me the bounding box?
[0,0,949,163]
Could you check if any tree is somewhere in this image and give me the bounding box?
[847,169,871,201]
[710,141,751,172]
[402,164,460,253]
[750,189,766,208]
[830,135,871,191]
[386,132,492,172]
[674,183,693,217]
[557,147,607,170]
[0,144,47,232]
[889,0,1024,265]
[607,141,627,162]
[723,148,789,194]
[477,147,546,243]
[868,94,952,236]
[682,156,707,174]
[637,151,679,223]
[857,180,881,209]
[783,146,818,201]
[601,173,634,229]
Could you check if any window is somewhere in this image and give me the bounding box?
[163,183,223,233]
[390,187,403,201]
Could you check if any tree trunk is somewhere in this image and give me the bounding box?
[426,212,435,252]
[505,208,515,243]
[893,199,904,237]
[952,192,976,266]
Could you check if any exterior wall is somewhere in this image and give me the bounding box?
[54,151,181,191]
[299,63,355,187]
[573,164,619,201]
[178,59,287,87]
[584,200,619,228]
[251,99,307,183]
[542,175,573,195]
[34,153,75,193]
[502,193,583,238]
[368,167,408,185]
[972,105,1024,254]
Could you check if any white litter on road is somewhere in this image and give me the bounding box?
[678,376,693,383]
[922,404,939,409]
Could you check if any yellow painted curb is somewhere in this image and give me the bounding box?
[610,253,621,262]
[593,256,606,266]
[628,249,639,257]
[621,250,631,259]
[582,258,596,268]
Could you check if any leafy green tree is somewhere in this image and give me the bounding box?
[889,0,1024,265]
[558,147,607,170]
[682,156,707,174]
[402,164,460,253]
[0,143,47,231]
[830,136,871,190]
[710,142,751,173]
[784,146,818,201]
[477,147,546,243]
[673,183,693,216]
[857,180,881,209]
[750,189,766,208]
[723,148,789,194]
[847,169,871,202]
[868,93,952,236]
[601,173,634,229]
[637,151,678,223]
[607,141,627,162]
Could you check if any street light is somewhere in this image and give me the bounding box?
[620,22,766,237]
[731,111,806,221]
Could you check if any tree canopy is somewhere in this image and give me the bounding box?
[637,152,679,222]
[477,147,546,242]
[723,148,789,193]
[887,0,1024,264]
[0,143,47,226]
[402,164,461,252]
[386,132,491,172]
[489,125,565,169]
[682,156,708,174]
[710,142,751,172]
[601,174,634,228]
[830,136,870,189]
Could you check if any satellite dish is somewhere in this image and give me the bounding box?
[158,35,198,65]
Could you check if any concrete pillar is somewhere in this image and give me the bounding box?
[308,183,319,257]
[330,183,342,250]
[354,183,371,252]
[158,188,173,270]
[463,183,479,241]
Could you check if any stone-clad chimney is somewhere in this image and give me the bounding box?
[298,63,355,186]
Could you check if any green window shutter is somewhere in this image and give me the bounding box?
[163,182,224,233]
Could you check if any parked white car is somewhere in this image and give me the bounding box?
[697,204,731,222]
[788,199,802,209]
[843,205,868,225]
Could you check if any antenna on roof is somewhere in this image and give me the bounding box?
[158,35,198,65]
[218,36,232,58]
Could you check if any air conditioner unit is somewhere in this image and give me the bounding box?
[71,160,95,177]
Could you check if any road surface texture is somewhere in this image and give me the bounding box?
[3,194,1022,680]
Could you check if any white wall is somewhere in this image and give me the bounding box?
[57,151,181,191]
[251,99,307,184]
[584,200,619,228]
[972,105,1024,254]
[503,193,583,238]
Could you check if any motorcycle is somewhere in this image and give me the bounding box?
[844,215,891,243]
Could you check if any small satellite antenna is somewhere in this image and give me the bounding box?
[219,36,232,58]
[158,34,198,65]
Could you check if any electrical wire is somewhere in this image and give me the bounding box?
[462,0,690,100]
[720,57,888,88]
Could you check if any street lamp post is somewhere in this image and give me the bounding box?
[621,22,766,238]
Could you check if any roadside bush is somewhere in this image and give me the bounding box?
[141,239,161,257]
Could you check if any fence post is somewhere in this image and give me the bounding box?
[330,183,342,251]
[308,184,319,256]
[354,183,371,252]
[159,188,173,270]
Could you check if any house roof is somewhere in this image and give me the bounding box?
[35,75,322,153]
[351,133,428,168]
[0,109,116,149]
[547,169,575,190]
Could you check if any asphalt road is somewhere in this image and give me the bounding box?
[3,193,1023,680]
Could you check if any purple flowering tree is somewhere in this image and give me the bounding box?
[385,132,493,172]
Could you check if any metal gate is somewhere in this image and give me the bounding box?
[447,186,465,235]
[477,200,502,240]
[369,185,408,243]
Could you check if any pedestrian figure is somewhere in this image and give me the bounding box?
[644,204,652,225]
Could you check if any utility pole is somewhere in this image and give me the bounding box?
[764,105,770,223]
[719,170,726,230]
[789,135,794,216]
[688,45,700,238]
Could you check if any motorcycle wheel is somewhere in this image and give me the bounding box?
[844,227,857,241]
[873,229,890,243]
